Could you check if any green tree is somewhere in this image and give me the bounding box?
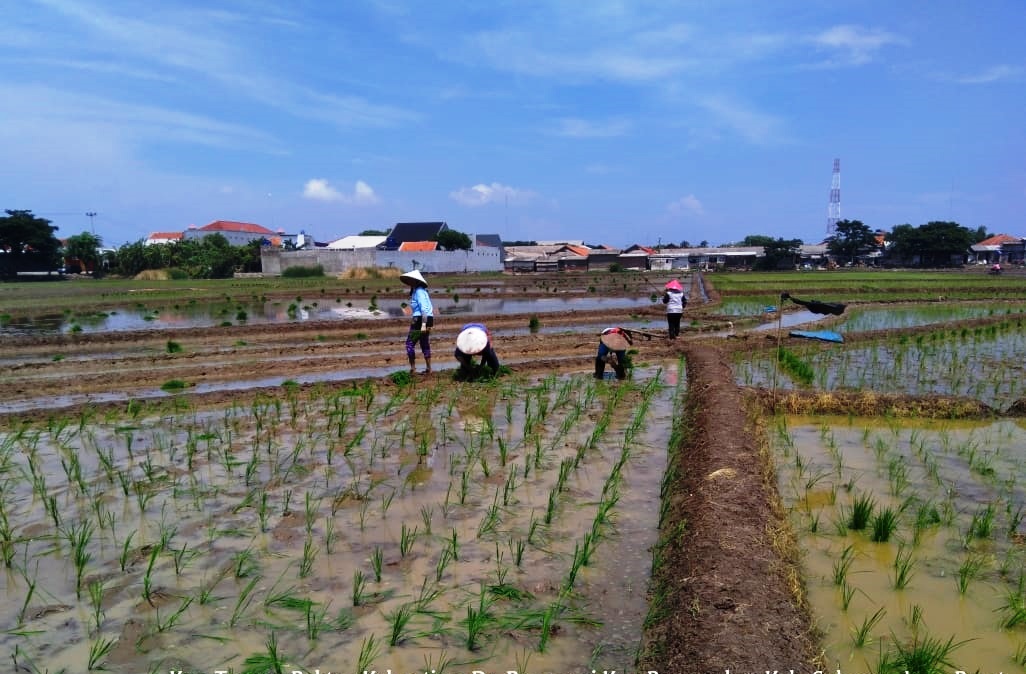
[971,225,991,243]
[64,232,103,276]
[359,229,389,236]
[434,229,473,251]
[826,219,877,265]
[756,238,803,271]
[887,221,974,267]
[0,210,61,277]
[741,235,776,247]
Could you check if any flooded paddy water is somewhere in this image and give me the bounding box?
[0,365,679,673]
[772,416,1026,672]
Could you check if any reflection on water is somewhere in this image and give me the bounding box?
[775,417,1026,673]
[0,296,655,335]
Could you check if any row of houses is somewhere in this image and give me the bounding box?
[147,221,1026,275]
[501,243,824,272]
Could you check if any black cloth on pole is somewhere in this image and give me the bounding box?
[780,292,846,316]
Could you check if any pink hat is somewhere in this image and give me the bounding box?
[665,279,683,292]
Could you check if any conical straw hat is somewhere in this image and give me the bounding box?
[399,269,427,287]
[456,326,489,354]
[599,331,630,351]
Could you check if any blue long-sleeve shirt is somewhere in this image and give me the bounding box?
[411,286,433,318]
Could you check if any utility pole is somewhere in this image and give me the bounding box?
[86,211,97,235]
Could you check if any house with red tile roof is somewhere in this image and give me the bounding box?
[145,231,183,246]
[183,220,296,247]
[398,241,438,252]
[972,233,1023,265]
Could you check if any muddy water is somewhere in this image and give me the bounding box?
[772,416,1026,672]
[0,366,677,673]
[734,321,1026,411]
[0,296,657,335]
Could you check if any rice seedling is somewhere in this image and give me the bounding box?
[464,585,493,651]
[832,545,855,585]
[956,553,986,594]
[356,634,381,673]
[850,606,886,648]
[968,503,996,541]
[847,492,876,531]
[892,545,915,590]
[87,635,117,670]
[877,631,968,674]
[240,631,286,674]
[400,523,418,558]
[387,602,415,646]
[870,506,899,542]
[299,536,317,578]
[370,546,383,582]
[352,569,368,606]
[839,581,855,611]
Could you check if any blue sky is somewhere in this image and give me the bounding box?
[2,1,1024,249]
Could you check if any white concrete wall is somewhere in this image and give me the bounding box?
[260,246,502,276]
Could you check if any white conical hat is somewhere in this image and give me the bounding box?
[456,326,489,354]
[399,269,427,287]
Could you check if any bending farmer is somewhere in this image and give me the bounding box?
[454,323,501,377]
[595,327,633,380]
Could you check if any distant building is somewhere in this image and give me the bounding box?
[183,220,296,247]
[379,222,448,250]
[145,231,184,246]
[972,234,1023,265]
[326,235,387,250]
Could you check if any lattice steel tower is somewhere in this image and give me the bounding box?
[827,158,841,235]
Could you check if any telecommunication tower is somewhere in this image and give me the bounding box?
[827,158,840,235]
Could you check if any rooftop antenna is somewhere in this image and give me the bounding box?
[86,211,97,235]
[827,158,840,235]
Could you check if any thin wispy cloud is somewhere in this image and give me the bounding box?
[450,183,535,207]
[697,96,786,146]
[554,117,632,138]
[809,24,903,66]
[947,64,1022,84]
[303,179,380,205]
[668,195,704,216]
[0,83,280,152]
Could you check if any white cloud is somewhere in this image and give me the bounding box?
[810,25,903,66]
[303,179,343,202]
[353,180,379,205]
[949,64,1022,85]
[668,194,704,216]
[554,117,631,138]
[449,182,535,207]
[302,179,380,205]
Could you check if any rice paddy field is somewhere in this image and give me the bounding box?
[2,266,1025,673]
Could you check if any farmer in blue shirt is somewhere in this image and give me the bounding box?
[400,269,434,374]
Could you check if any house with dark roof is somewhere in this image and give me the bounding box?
[475,234,505,261]
[379,222,448,250]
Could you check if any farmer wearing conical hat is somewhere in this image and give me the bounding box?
[595,327,633,380]
[400,269,434,374]
[454,323,501,378]
[662,278,686,339]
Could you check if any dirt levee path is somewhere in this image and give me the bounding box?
[639,342,817,671]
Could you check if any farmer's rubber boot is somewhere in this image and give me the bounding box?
[594,357,605,380]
